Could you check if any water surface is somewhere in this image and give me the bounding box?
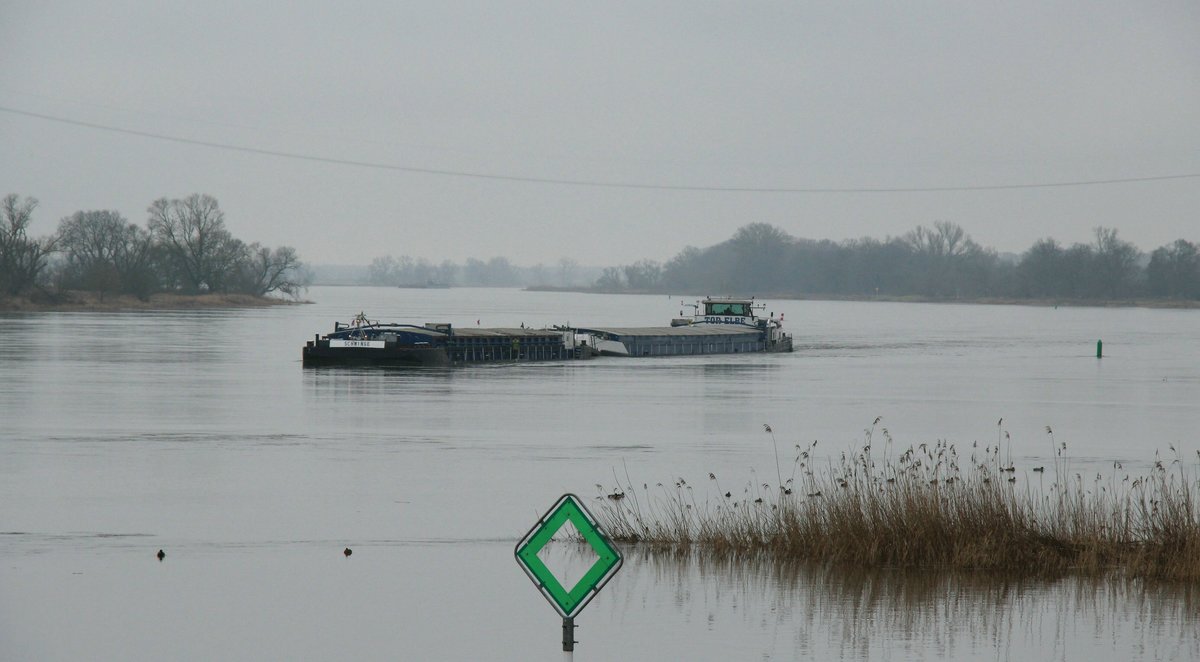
[2,287,1198,660]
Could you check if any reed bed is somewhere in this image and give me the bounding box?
[593,421,1200,581]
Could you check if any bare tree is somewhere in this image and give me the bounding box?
[905,221,975,259]
[235,244,307,297]
[595,266,625,290]
[904,221,989,297]
[1017,238,1063,297]
[1,194,56,296]
[56,210,155,297]
[485,256,517,285]
[147,194,246,292]
[1091,227,1140,298]
[1147,239,1200,299]
[622,259,662,290]
[661,245,707,292]
[367,255,400,285]
[58,210,127,269]
[730,223,792,292]
[435,259,458,286]
[557,257,579,286]
[527,262,548,286]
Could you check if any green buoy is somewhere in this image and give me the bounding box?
[1096,339,1103,358]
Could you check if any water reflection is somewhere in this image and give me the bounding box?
[302,364,458,398]
[604,548,1200,660]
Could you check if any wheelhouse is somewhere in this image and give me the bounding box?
[704,300,753,317]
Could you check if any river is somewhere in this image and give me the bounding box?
[2,286,1198,660]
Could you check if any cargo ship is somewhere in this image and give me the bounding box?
[301,297,792,366]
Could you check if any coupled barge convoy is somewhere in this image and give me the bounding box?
[302,297,793,366]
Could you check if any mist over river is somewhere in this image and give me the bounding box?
[2,287,1198,660]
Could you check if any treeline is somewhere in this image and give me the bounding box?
[0,193,306,300]
[366,255,595,288]
[595,222,1200,301]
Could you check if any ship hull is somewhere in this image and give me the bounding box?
[303,322,791,367]
[302,343,450,366]
[574,325,793,357]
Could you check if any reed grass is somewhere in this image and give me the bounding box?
[594,421,1200,582]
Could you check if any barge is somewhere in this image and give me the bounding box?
[302,298,792,366]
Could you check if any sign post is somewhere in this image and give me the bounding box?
[515,493,622,657]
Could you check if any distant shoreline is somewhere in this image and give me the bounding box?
[524,286,1200,309]
[0,291,307,312]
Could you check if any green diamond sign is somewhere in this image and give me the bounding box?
[515,493,622,618]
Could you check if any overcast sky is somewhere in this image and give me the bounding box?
[1,2,1197,267]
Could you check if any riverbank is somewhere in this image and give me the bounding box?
[0,290,306,312]
[526,285,1200,309]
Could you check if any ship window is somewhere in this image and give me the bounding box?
[707,302,749,316]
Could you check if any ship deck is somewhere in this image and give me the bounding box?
[573,325,761,338]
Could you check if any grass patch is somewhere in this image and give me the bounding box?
[594,422,1200,581]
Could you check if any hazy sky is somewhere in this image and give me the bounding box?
[1,2,1197,266]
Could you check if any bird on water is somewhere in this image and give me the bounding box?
[344,547,352,557]
[156,549,165,561]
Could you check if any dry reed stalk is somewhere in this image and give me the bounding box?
[594,424,1200,582]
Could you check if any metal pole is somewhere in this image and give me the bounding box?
[562,616,576,654]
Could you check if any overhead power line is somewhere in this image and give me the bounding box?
[2,104,1198,193]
